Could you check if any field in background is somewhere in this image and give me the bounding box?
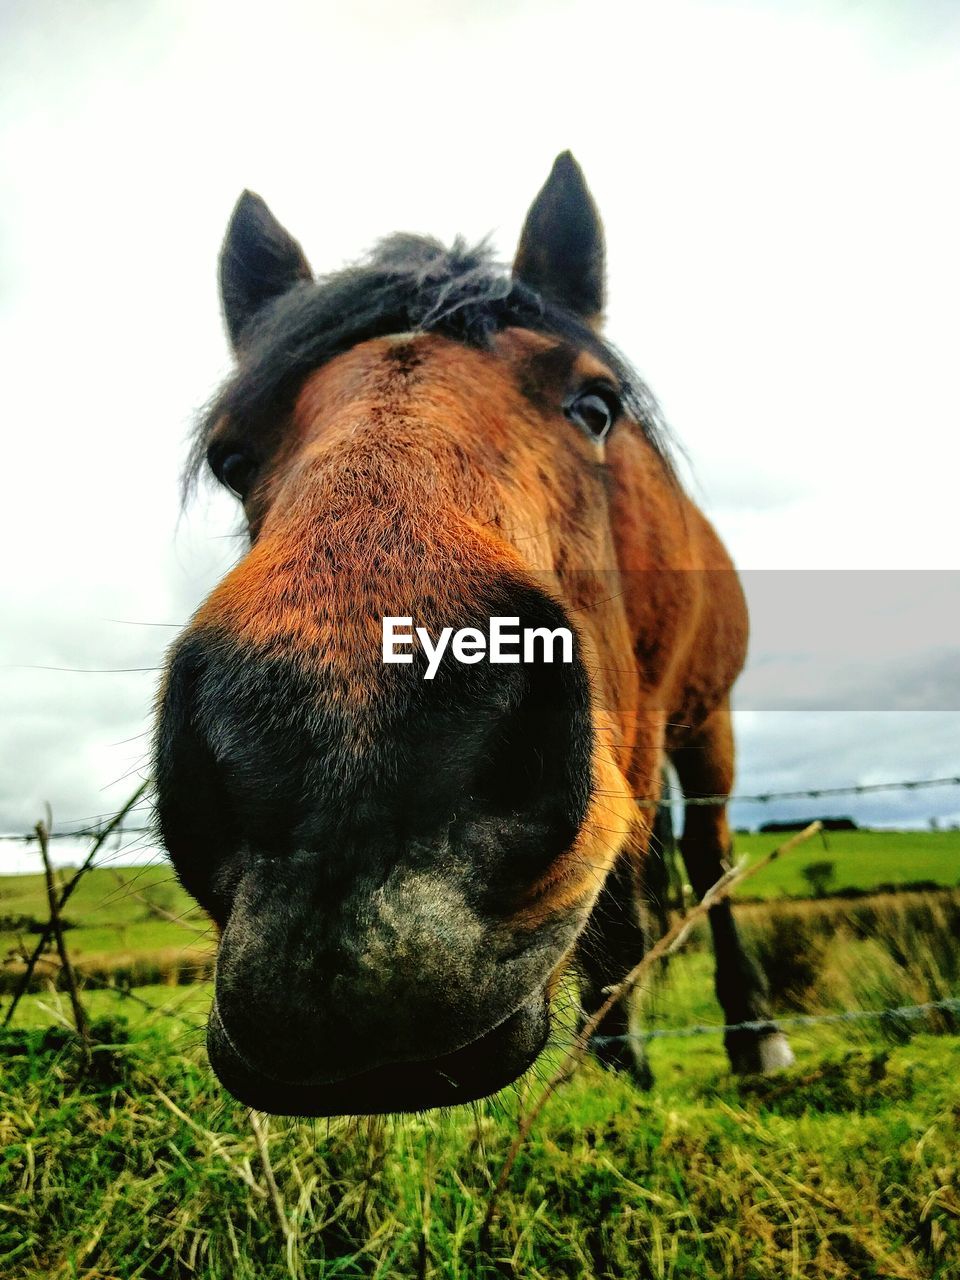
[3,830,959,995]
[0,864,212,993]
[733,828,960,898]
[3,949,958,1278]
[2,833,959,1277]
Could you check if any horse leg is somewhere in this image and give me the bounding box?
[575,827,655,1090]
[641,767,676,937]
[670,703,794,1074]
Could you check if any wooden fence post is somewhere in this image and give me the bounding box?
[36,810,89,1048]
[3,781,147,1027]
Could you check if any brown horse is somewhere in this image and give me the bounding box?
[155,153,792,1116]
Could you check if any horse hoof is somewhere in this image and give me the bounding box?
[757,1032,795,1073]
[628,1056,656,1092]
[727,1030,795,1075]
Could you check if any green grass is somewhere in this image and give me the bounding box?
[3,895,959,1280]
[2,844,958,1276]
[6,981,211,1035]
[0,865,211,992]
[3,830,958,984]
[732,828,960,899]
[0,862,200,937]
[2,985,958,1278]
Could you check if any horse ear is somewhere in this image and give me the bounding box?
[513,152,605,322]
[219,191,312,350]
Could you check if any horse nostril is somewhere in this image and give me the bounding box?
[457,595,593,872]
[155,582,594,922]
[475,655,591,827]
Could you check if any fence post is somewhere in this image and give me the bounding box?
[2,781,148,1027]
[36,811,89,1048]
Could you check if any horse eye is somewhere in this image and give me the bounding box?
[566,387,622,442]
[214,451,257,499]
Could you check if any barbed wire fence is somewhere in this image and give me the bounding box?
[589,999,960,1046]
[1,775,959,1059]
[2,774,959,842]
[482,810,949,1228]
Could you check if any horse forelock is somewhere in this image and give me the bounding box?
[185,235,674,500]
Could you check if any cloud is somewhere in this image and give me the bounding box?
[2,0,959,871]
[729,711,960,831]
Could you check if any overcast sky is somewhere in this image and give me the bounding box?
[2,0,959,871]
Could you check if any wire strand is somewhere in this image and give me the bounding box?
[586,997,960,1044]
[3,773,957,841]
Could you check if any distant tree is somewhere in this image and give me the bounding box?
[801,860,836,898]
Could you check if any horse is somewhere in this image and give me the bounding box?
[154,152,792,1117]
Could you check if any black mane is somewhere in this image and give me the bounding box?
[188,235,672,488]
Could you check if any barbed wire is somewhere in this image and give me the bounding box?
[641,774,960,809]
[5,796,957,1067]
[587,997,960,1046]
[1,774,958,844]
[5,951,205,1031]
[19,964,960,1050]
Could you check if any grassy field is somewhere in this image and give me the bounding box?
[0,864,213,993]
[2,840,959,1277]
[2,829,958,985]
[2,947,958,1279]
[733,828,960,899]
[0,862,206,954]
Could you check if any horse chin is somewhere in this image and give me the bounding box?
[205,992,551,1117]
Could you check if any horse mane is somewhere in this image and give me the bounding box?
[186,235,673,493]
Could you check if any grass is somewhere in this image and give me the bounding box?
[2,1000,957,1278]
[2,890,959,1279]
[2,841,958,1277]
[3,830,959,988]
[0,862,202,942]
[732,828,960,899]
[0,865,212,993]
[735,891,960,1019]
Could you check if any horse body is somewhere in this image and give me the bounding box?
[578,418,791,1078]
[155,153,789,1116]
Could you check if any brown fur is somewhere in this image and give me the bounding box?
[197,327,744,937]
[156,156,782,1114]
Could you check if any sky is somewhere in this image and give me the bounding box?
[1,0,959,872]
